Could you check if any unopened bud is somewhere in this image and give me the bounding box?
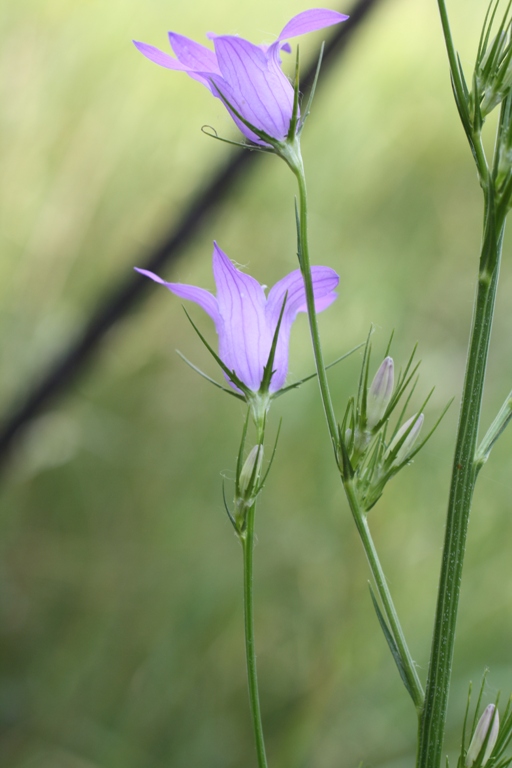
[366,357,394,429]
[386,413,424,466]
[239,445,263,498]
[466,704,499,767]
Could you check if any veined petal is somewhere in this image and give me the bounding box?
[212,243,270,391]
[134,267,220,324]
[278,9,349,41]
[212,36,294,140]
[133,40,188,70]
[265,266,339,391]
[266,266,339,319]
[206,75,269,144]
[168,32,220,73]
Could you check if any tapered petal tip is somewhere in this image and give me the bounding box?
[279,9,349,41]
[134,267,167,285]
[133,40,186,70]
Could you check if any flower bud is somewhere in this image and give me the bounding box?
[366,357,394,430]
[385,413,424,466]
[466,704,499,768]
[239,445,263,499]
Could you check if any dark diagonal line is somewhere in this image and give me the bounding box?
[0,0,385,464]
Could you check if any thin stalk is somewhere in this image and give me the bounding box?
[287,141,338,447]
[286,140,422,711]
[241,501,269,768]
[416,210,504,768]
[344,479,425,711]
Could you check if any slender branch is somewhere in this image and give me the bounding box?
[344,479,424,711]
[288,141,338,447]
[286,140,422,711]
[241,502,269,768]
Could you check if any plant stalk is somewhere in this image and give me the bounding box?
[344,479,424,711]
[416,211,504,768]
[242,501,269,768]
[288,142,422,710]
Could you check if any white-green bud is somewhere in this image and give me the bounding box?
[385,413,424,466]
[466,704,499,768]
[239,445,263,499]
[366,356,394,430]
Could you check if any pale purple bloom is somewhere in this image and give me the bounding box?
[385,413,424,466]
[367,356,394,429]
[466,705,499,768]
[133,9,348,144]
[135,242,339,393]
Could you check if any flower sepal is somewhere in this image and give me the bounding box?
[223,412,282,534]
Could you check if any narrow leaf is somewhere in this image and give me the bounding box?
[182,307,250,397]
[369,585,417,703]
[300,42,325,132]
[176,350,245,400]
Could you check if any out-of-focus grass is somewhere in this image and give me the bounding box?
[1,0,512,766]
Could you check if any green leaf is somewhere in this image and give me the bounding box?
[369,585,417,703]
[287,46,301,141]
[299,42,325,133]
[275,343,365,398]
[222,480,238,531]
[260,293,288,393]
[201,125,273,153]
[176,350,245,400]
[475,389,512,468]
[182,307,251,397]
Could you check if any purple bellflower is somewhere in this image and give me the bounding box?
[135,242,339,394]
[133,9,348,144]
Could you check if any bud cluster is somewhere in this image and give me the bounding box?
[338,339,443,511]
[441,0,512,213]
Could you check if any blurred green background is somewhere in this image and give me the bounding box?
[1,0,512,766]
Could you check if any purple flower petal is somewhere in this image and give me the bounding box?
[266,266,339,318]
[278,9,349,41]
[136,254,339,395]
[133,40,188,70]
[212,243,270,391]
[212,36,294,141]
[265,266,339,391]
[168,32,220,73]
[206,75,267,143]
[134,267,220,324]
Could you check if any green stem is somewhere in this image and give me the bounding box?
[286,141,338,447]
[416,209,504,768]
[242,501,269,768]
[344,479,425,711]
[284,139,422,710]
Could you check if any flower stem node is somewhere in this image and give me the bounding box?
[466,704,500,768]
